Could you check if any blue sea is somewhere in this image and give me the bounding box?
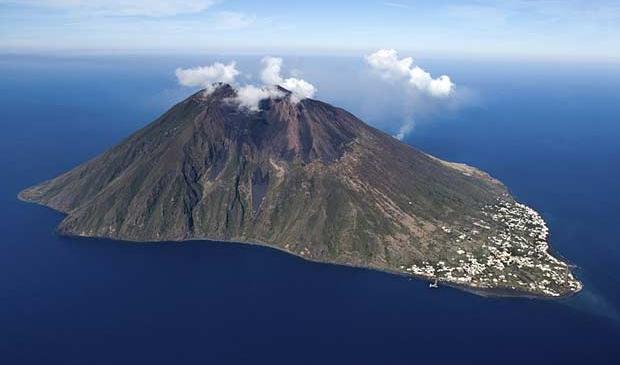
[1,54,619,364]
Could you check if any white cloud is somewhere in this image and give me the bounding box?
[175,61,240,91]
[234,57,316,110]
[235,85,284,111]
[429,75,454,98]
[384,2,410,9]
[260,56,284,85]
[260,56,317,101]
[9,0,216,17]
[175,56,316,112]
[366,49,455,97]
[281,78,316,102]
[365,49,412,79]
[213,11,256,30]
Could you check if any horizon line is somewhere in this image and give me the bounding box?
[1,47,620,65]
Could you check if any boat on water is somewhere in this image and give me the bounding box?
[429,279,439,288]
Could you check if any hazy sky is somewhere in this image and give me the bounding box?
[1,0,618,60]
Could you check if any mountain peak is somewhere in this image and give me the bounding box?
[187,82,235,102]
[179,83,358,163]
[192,83,296,103]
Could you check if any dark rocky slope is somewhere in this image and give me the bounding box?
[20,84,582,297]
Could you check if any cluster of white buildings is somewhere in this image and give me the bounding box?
[400,199,582,296]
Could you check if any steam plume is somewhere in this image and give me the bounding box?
[366,49,454,97]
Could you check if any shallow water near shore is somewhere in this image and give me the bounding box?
[1,54,619,364]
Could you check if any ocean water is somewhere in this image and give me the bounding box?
[1,54,619,364]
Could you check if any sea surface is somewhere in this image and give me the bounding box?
[1,54,619,364]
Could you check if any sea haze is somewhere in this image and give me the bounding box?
[1,54,619,364]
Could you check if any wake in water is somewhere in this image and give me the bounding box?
[562,282,620,323]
